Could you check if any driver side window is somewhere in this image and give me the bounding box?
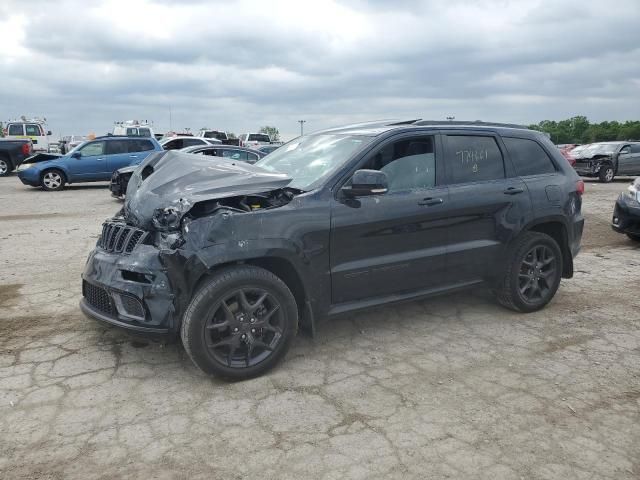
[620,145,631,155]
[79,141,105,157]
[359,136,436,193]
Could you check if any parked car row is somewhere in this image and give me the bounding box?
[560,141,640,182]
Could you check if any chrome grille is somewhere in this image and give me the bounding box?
[98,222,148,254]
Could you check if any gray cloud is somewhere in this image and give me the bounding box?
[1,0,639,139]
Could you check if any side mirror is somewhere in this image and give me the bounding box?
[341,169,388,197]
[47,131,52,136]
[71,151,81,159]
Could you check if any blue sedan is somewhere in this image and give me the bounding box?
[17,136,163,191]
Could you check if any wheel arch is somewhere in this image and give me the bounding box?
[524,219,573,278]
[191,255,315,335]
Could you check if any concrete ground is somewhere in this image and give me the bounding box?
[0,176,638,479]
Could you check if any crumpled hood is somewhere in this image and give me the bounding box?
[124,150,292,229]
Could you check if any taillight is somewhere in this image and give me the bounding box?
[21,143,31,156]
[576,180,585,196]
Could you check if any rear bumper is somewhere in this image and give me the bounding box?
[612,193,640,236]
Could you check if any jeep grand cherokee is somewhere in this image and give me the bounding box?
[80,120,584,379]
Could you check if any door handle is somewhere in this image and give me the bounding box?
[504,187,524,195]
[418,197,444,206]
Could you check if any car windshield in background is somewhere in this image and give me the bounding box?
[584,144,617,156]
[248,134,271,142]
[255,134,370,190]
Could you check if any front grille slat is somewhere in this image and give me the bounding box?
[98,222,147,254]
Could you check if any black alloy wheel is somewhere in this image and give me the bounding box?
[205,288,284,368]
[517,245,557,303]
[181,265,298,379]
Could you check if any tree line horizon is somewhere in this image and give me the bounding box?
[527,116,640,145]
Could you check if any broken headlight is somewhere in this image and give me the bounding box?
[152,207,181,231]
[627,182,640,203]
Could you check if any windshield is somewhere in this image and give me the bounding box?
[255,134,371,190]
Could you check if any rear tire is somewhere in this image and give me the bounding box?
[627,233,640,242]
[0,157,11,177]
[181,265,298,379]
[41,169,66,191]
[495,232,563,313]
[598,165,614,183]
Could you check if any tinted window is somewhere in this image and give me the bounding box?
[105,140,128,155]
[183,138,205,147]
[79,141,105,156]
[248,134,270,142]
[504,137,556,176]
[138,128,151,137]
[222,149,249,161]
[8,124,23,135]
[26,124,42,136]
[247,153,259,163]
[129,140,154,152]
[360,136,436,193]
[163,139,182,150]
[447,136,504,183]
[126,128,137,136]
[631,144,640,154]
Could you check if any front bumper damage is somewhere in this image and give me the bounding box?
[612,193,640,237]
[81,240,182,339]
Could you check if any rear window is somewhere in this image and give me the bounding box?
[129,139,155,152]
[26,124,43,136]
[138,128,152,137]
[106,140,128,155]
[248,134,270,142]
[8,124,23,136]
[504,137,556,176]
[447,135,505,184]
[183,138,205,147]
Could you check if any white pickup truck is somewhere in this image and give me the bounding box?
[4,120,51,152]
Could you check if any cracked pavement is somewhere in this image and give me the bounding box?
[0,177,639,479]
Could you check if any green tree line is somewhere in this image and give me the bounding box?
[528,116,640,144]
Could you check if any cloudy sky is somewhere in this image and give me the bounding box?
[1,0,639,139]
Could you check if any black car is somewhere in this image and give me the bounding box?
[81,120,584,379]
[109,145,266,198]
[612,178,640,241]
[573,142,640,183]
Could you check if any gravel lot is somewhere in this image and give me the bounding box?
[0,176,639,479]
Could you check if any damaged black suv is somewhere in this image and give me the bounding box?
[81,120,585,379]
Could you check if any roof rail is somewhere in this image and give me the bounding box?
[320,118,423,132]
[414,120,529,129]
[93,135,132,140]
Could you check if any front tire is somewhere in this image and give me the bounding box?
[495,232,563,313]
[181,266,298,379]
[598,165,614,183]
[41,169,66,191]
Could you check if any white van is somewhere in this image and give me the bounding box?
[112,121,154,138]
[5,120,51,152]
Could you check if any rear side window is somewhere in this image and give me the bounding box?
[631,144,640,154]
[183,138,205,147]
[106,140,128,155]
[503,137,556,176]
[248,134,270,142]
[447,135,504,183]
[8,124,23,135]
[26,124,42,136]
[129,140,154,152]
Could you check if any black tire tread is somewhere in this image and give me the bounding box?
[181,265,298,379]
[495,231,562,313]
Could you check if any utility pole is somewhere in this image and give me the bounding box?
[298,120,306,136]
[169,106,173,132]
